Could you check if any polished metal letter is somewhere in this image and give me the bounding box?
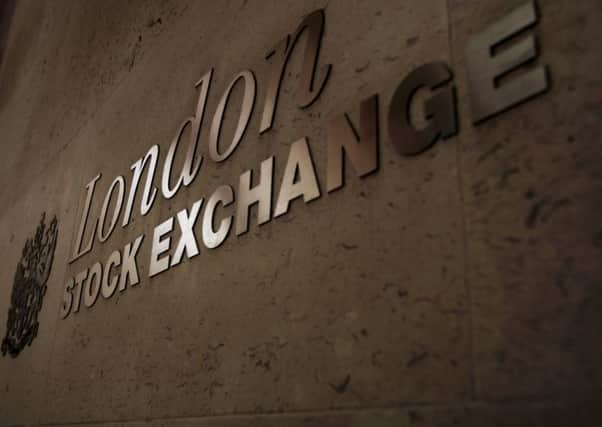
[274,138,321,217]
[162,70,212,198]
[465,1,548,123]
[120,235,143,290]
[171,199,203,267]
[101,250,121,299]
[72,269,88,313]
[149,218,173,277]
[122,145,159,227]
[327,95,379,192]
[235,156,274,236]
[162,119,196,198]
[209,70,256,162]
[97,176,125,242]
[388,62,457,156]
[203,185,234,249]
[70,174,101,263]
[259,9,332,133]
[83,261,103,308]
[60,277,74,319]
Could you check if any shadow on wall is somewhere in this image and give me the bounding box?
[0,0,45,110]
[0,0,17,72]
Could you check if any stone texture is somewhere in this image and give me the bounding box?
[0,143,81,424]
[40,0,470,423]
[448,0,602,399]
[0,0,202,209]
[42,400,602,427]
[0,0,600,426]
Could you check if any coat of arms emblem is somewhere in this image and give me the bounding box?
[1,213,58,357]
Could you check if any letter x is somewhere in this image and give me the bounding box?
[171,199,203,267]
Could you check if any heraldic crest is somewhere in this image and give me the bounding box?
[1,213,58,357]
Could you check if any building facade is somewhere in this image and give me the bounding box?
[0,0,600,425]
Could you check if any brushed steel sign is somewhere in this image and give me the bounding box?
[60,1,549,319]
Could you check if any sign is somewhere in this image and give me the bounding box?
[59,1,549,319]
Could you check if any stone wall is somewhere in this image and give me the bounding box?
[0,0,600,425]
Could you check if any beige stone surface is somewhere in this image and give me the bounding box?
[0,143,80,424]
[40,0,469,423]
[448,0,602,399]
[0,0,204,208]
[0,0,600,426]
[43,400,602,427]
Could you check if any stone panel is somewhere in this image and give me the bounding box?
[448,0,602,399]
[0,0,209,208]
[1,0,599,426]
[0,144,81,425]
[43,400,600,427]
[40,0,470,423]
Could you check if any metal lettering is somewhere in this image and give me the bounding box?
[120,235,144,289]
[259,9,332,133]
[70,174,101,263]
[161,70,212,198]
[209,70,256,162]
[97,176,125,242]
[235,156,274,236]
[465,0,548,123]
[327,94,379,192]
[274,137,321,217]
[72,269,88,314]
[202,185,234,249]
[122,145,159,227]
[171,199,203,267]
[388,62,457,156]
[60,277,74,319]
[83,262,103,308]
[149,218,174,277]
[101,250,121,299]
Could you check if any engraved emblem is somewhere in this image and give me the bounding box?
[1,214,58,357]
